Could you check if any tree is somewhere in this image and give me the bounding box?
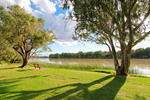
[0,36,15,62]
[62,0,150,75]
[0,31,21,63]
[0,5,55,68]
[131,48,150,58]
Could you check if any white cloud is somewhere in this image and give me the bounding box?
[56,41,78,46]
[0,0,34,15]
[30,0,38,4]
[0,0,15,10]
[32,10,43,17]
[86,43,99,51]
[68,48,79,53]
[0,0,56,16]
[31,0,56,14]
[44,13,77,46]
[133,40,150,50]
[16,0,32,13]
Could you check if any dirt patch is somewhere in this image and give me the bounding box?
[28,68,47,70]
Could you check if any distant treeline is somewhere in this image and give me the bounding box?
[32,56,49,58]
[49,48,150,59]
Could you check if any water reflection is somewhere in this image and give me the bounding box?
[30,58,150,76]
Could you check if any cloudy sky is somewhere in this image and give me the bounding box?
[0,0,150,56]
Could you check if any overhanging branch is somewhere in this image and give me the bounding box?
[134,9,150,31]
[134,31,150,46]
[13,47,25,59]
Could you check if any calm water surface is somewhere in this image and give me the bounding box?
[30,58,150,76]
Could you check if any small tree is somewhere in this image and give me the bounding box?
[62,0,150,75]
[0,5,55,68]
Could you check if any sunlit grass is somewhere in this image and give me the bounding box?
[0,61,11,64]
[0,64,150,100]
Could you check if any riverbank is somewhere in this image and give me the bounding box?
[0,64,150,100]
[29,62,150,77]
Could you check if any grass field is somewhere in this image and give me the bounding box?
[0,64,150,100]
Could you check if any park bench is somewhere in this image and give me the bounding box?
[33,64,41,70]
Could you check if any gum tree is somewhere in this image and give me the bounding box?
[62,0,150,75]
[0,5,55,68]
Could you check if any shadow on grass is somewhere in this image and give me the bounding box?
[0,75,126,100]
[0,67,14,70]
[46,75,126,100]
[134,94,146,100]
[0,65,37,71]
[93,70,113,74]
[0,64,19,70]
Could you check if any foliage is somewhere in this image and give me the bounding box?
[49,51,111,58]
[0,64,150,100]
[49,47,150,59]
[0,35,22,62]
[62,0,150,75]
[0,5,55,67]
[131,48,150,58]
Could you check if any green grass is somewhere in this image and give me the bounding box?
[0,61,10,64]
[0,64,150,100]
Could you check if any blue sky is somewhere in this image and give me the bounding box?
[1,0,150,56]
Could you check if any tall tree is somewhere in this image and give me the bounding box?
[0,5,55,68]
[62,0,150,75]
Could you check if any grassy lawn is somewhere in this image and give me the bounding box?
[0,64,150,100]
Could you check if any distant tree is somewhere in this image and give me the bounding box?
[0,5,55,68]
[131,48,150,58]
[86,52,94,58]
[63,0,150,75]
[55,53,60,58]
[145,48,150,58]
[49,47,150,59]
[78,51,84,58]
[94,51,103,58]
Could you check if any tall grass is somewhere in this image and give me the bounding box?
[29,62,150,76]
[29,62,114,70]
[29,61,150,76]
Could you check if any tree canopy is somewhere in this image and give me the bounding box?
[0,5,55,67]
[62,0,150,75]
[49,47,150,59]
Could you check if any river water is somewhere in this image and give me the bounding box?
[30,58,150,76]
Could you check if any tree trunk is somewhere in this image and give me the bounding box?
[19,57,29,68]
[116,47,131,76]
[111,46,120,75]
[19,52,30,68]
[13,46,32,68]
[109,39,131,75]
[12,53,18,63]
[108,35,120,75]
